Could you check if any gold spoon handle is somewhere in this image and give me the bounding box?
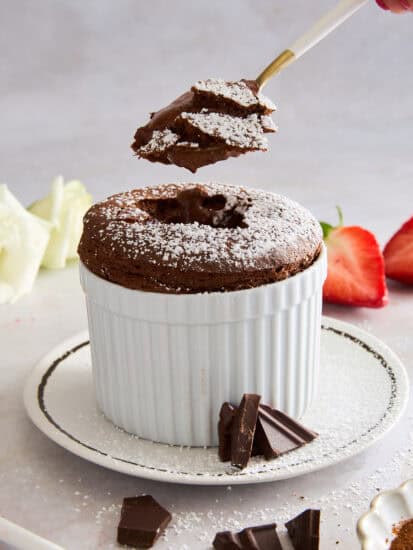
[255,49,295,90]
[256,0,367,90]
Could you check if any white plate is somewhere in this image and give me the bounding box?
[24,317,408,486]
[357,479,413,550]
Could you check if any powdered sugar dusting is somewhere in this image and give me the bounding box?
[82,182,322,274]
[180,112,269,149]
[140,129,179,154]
[176,141,200,148]
[193,78,276,111]
[261,115,277,132]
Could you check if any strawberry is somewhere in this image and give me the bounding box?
[320,208,388,308]
[383,216,413,285]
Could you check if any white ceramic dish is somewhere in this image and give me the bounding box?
[24,316,408,486]
[79,247,327,447]
[80,248,326,447]
[358,479,413,549]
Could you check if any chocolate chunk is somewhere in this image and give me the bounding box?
[213,531,243,549]
[213,523,282,549]
[239,524,283,550]
[218,397,317,467]
[285,509,320,550]
[231,394,261,469]
[218,402,237,461]
[117,495,171,548]
[254,405,318,459]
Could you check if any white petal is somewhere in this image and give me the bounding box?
[28,177,92,269]
[0,185,51,304]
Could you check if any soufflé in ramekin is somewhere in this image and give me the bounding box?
[78,182,326,446]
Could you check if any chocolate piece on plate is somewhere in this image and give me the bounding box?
[230,394,261,469]
[218,402,237,462]
[254,405,318,459]
[213,523,282,549]
[285,509,320,550]
[117,495,171,548]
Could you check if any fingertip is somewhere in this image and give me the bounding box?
[376,0,390,9]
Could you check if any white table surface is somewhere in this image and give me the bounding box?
[1,1,412,548]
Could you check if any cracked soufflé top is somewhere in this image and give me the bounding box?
[131,79,277,173]
[78,182,322,294]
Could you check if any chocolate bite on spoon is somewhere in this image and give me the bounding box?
[132,78,277,172]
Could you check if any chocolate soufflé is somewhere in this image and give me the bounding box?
[78,182,322,294]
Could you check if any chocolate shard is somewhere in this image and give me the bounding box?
[254,405,318,459]
[213,523,282,550]
[218,402,237,462]
[239,524,282,550]
[285,509,320,550]
[213,530,243,549]
[231,394,261,469]
[117,495,171,548]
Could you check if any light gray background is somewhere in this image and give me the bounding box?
[2,0,412,239]
[1,1,412,549]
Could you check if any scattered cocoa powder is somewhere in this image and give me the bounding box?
[390,519,413,549]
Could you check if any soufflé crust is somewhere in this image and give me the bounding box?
[78,182,323,294]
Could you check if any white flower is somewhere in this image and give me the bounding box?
[0,185,51,304]
[28,176,92,269]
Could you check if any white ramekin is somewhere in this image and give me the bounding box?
[80,245,327,447]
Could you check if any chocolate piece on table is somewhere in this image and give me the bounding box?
[213,523,282,550]
[218,402,237,462]
[285,509,320,550]
[117,495,171,548]
[231,394,261,469]
[239,524,283,550]
[254,405,318,459]
[213,531,243,549]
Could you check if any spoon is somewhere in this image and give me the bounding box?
[132,0,369,172]
[0,516,65,550]
[256,0,368,89]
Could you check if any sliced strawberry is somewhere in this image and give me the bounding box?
[383,216,413,284]
[321,208,388,308]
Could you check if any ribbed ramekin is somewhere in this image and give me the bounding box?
[80,245,327,447]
